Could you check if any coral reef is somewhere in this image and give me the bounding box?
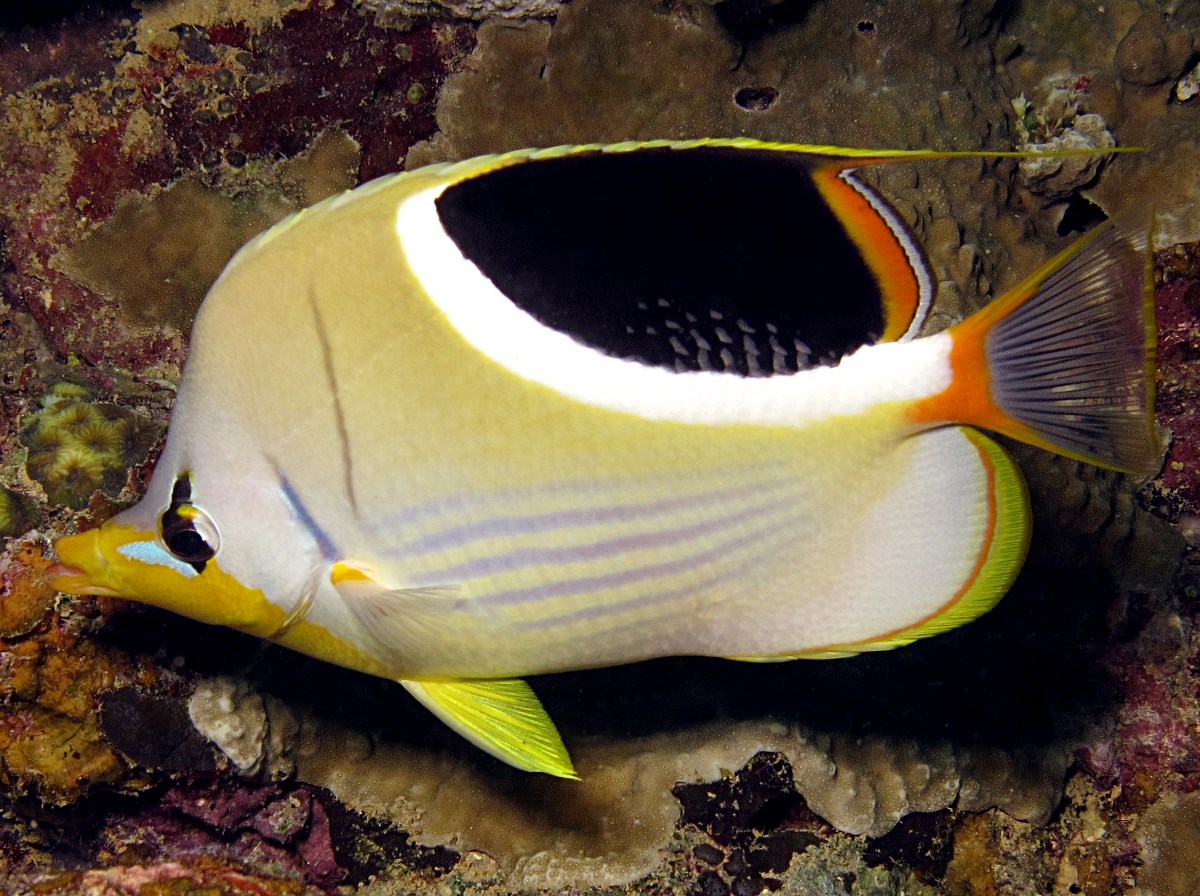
[0,483,36,539]
[0,0,474,374]
[1012,80,1116,209]
[53,128,363,333]
[0,0,1197,894]
[189,676,299,779]
[98,779,348,891]
[0,542,151,805]
[0,541,60,641]
[31,863,309,896]
[298,711,1074,884]
[363,0,565,21]
[1177,59,1200,102]
[20,382,160,510]
[1133,790,1200,896]
[1004,2,1200,246]
[1155,241,1200,513]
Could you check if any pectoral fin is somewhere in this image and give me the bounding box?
[329,561,471,662]
[401,678,578,779]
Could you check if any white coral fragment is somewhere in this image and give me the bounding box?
[187,676,297,778]
[1019,113,1115,202]
[1176,60,1200,102]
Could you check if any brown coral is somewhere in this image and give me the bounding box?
[0,544,152,804]
[19,384,161,511]
[0,485,37,540]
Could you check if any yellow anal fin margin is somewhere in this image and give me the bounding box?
[841,429,1030,653]
[401,678,578,779]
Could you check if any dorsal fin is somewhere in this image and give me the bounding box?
[431,139,1136,376]
[434,143,909,376]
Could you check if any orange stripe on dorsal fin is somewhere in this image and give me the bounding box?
[810,159,932,343]
[908,216,1161,478]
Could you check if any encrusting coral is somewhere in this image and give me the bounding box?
[0,542,150,805]
[0,483,36,538]
[20,383,160,511]
[53,128,364,334]
[1133,790,1200,896]
[188,676,299,779]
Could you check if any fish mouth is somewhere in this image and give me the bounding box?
[48,531,120,596]
[46,562,119,597]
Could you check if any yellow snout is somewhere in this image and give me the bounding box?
[49,522,285,637]
[50,528,121,596]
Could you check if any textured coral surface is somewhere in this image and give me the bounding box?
[0,0,1197,895]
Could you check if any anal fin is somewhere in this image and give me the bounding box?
[401,678,578,779]
[721,425,1029,663]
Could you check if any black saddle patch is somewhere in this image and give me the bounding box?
[435,145,887,376]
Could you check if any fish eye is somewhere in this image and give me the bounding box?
[161,509,219,564]
[160,475,219,569]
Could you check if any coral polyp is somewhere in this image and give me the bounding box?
[20,383,161,510]
[73,418,127,458]
[0,485,37,538]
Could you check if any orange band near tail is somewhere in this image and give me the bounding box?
[907,218,1159,477]
[905,275,1043,442]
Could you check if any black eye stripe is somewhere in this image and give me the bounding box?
[170,476,192,504]
[160,473,217,572]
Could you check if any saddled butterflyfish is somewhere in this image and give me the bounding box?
[51,139,1159,779]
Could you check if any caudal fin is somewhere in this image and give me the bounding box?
[912,218,1161,477]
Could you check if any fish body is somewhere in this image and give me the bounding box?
[52,140,1158,777]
